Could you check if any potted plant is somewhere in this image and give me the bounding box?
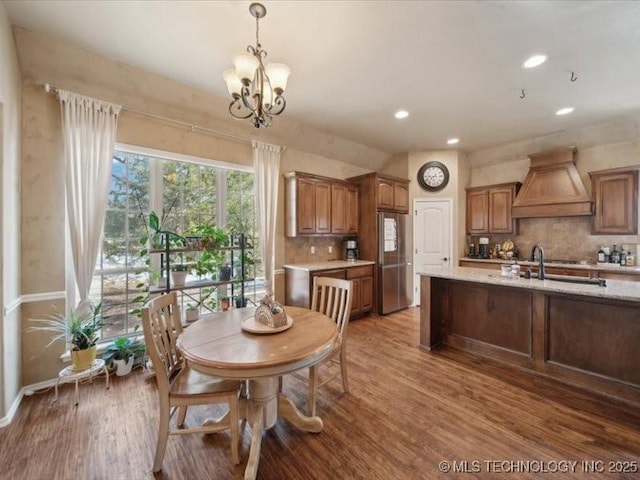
[234,296,248,308]
[185,303,199,322]
[190,224,228,251]
[171,262,189,287]
[220,296,231,311]
[28,303,103,371]
[106,337,146,376]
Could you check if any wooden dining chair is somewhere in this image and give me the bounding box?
[142,292,242,472]
[293,276,352,416]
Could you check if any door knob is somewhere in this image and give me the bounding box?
[442,257,448,261]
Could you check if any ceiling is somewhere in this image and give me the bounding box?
[4,0,640,155]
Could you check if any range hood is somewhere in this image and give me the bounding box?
[511,146,593,218]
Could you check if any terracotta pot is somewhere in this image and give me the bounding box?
[71,345,97,371]
[220,298,230,311]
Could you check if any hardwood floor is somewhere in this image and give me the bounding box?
[2,307,639,479]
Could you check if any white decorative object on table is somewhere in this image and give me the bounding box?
[254,295,287,328]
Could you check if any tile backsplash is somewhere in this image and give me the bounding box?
[285,237,346,264]
[476,216,639,263]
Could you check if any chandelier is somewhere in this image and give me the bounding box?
[223,3,290,128]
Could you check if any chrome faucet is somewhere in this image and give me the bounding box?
[530,244,546,280]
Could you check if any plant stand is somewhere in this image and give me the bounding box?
[54,359,109,406]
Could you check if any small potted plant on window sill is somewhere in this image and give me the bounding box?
[28,303,103,371]
[171,263,189,287]
[219,296,231,311]
[234,296,248,308]
[107,337,146,376]
[185,303,199,322]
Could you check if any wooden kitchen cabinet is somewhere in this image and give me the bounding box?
[346,264,374,315]
[590,168,638,234]
[466,182,521,234]
[331,184,358,235]
[377,177,409,213]
[285,172,359,236]
[285,264,373,318]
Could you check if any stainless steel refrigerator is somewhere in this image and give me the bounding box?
[378,212,412,314]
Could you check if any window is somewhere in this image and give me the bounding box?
[89,146,260,340]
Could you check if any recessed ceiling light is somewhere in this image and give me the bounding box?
[555,107,574,116]
[523,54,547,69]
[394,110,409,119]
[447,138,460,145]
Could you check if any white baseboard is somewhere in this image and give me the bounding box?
[0,378,58,428]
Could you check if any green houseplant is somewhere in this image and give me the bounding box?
[28,303,103,371]
[106,337,146,376]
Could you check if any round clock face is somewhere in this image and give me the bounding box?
[417,161,449,191]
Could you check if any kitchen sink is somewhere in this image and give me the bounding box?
[523,272,606,287]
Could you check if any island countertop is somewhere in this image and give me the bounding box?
[419,266,640,302]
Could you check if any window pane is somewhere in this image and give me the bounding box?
[90,149,256,340]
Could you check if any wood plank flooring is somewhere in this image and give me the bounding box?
[1,307,639,479]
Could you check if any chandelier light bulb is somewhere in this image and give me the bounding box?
[223,69,242,96]
[233,54,259,84]
[265,63,291,93]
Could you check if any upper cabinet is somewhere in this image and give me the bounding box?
[590,168,638,235]
[466,182,521,235]
[377,177,409,213]
[285,172,358,237]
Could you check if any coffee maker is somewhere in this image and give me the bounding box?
[478,237,490,259]
[343,239,359,261]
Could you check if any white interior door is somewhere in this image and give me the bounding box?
[413,199,452,305]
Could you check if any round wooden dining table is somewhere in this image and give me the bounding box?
[177,305,338,480]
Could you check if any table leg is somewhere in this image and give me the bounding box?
[54,379,60,402]
[277,393,323,433]
[244,402,264,480]
[74,379,79,406]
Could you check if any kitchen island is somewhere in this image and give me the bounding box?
[420,267,640,405]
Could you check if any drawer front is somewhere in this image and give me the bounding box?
[346,265,374,279]
[313,269,346,280]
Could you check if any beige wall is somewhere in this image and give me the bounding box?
[0,4,22,419]
[13,28,384,385]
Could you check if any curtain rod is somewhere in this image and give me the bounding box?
[42,83,252,145]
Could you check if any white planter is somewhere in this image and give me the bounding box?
[185,308,199,322]
[114,356,134,376]
[171,271,187,287]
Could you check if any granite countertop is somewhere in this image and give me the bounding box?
[283,260,375,271]
[420,266,640,302]
[460,257,640,274]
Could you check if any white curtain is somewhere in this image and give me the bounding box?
[252,140,282,297]
[58,90,121,311]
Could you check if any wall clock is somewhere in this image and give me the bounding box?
[417,161,449,191]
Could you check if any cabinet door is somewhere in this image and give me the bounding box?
[466,190,489,234]
[592,171,638,234]
[393,182,409,213]
[331,184,347,234]
[378,179,395,210]
[345,186,359,234]
[351,278,362,314]
[297,178,316,234]
[360,276,373,311]
[488,187,516,233]
[315,182,332,234]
